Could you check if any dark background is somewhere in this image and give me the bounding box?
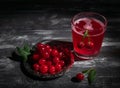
[0,0,120,88]
[0,0,119,11]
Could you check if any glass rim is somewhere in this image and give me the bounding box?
[71,12,108,37]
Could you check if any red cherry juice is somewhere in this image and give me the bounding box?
[72,18,105,56]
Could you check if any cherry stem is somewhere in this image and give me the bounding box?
[87,68,94,73]
[82,30,90,42]
[88,34,90,42]
[84,68,94,75]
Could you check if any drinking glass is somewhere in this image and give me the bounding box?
[71,12,107,60]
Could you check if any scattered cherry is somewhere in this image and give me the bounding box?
[76,73,84,81]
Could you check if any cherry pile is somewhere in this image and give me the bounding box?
[31,43,74,75]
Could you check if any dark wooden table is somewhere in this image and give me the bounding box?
[0,1,120,88]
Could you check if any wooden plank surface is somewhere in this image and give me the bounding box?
[0,1,120,88]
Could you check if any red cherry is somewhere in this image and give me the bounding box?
[59,52,64,58]
[76,73,84,81]
[32,54,39,61]
[64,48,71,58]
[47,48,52,54]
[46,61,52,67]
[78,42,85,49]
[59,52,66,59]
[51,49,59,57]
[53,57,60,64]
[59,47,64,51]
[64,48,69,54]
[49,65,56,75]
[86,41,94,49]
[38,59,46,65]
[52,46,57,49]
[37,43,44,49]
[39,47,46,53]
[46,45,51,49]
[33,63,40,71]
[55,64,62,72]
[39,65,48,74]
[43,51,50,59]
[59,60,65,67]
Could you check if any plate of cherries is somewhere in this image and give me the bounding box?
[21,40,74,79]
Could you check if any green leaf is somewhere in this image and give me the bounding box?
[16,45,31,62]
[16,47,24,55]
[88,69,96,85]
[22,50,30,55]
[23,44,30,52]
[21,54,28,62]
[17,47,30,56]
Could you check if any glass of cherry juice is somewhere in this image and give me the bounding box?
[71,12,107,60]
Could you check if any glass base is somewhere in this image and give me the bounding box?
[73,51,95,60]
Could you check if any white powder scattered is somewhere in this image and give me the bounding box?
[0,39,4,42]
[0,58,15,71]
[73,60,96,67]
[16,35,29,40]
[0,44,15,49]
[33,30,54,35]
[102,42,120,46]
[51,19,60,25]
